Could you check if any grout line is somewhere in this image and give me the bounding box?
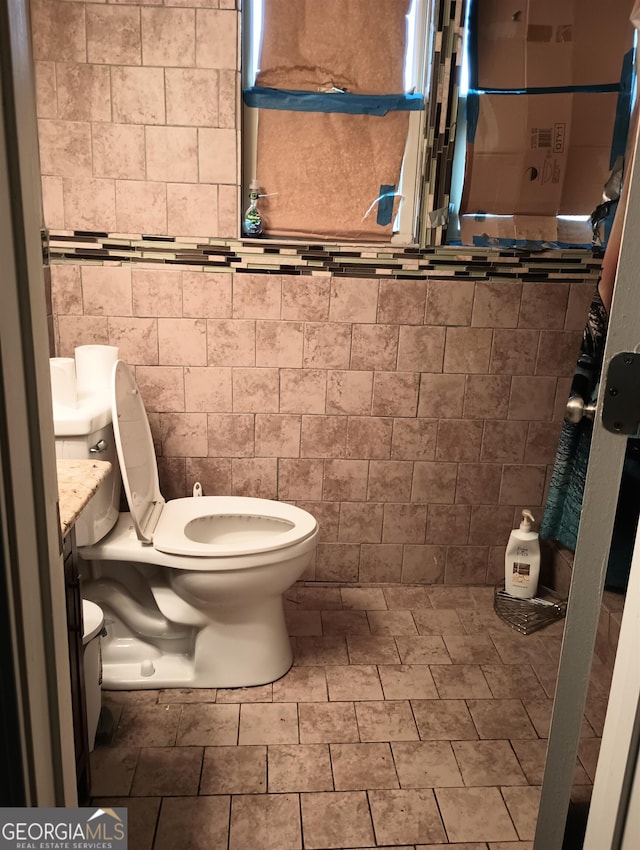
[431,783,451,844]
[195,739,206,796]
[296,790,304,848]
[149,797,162,850]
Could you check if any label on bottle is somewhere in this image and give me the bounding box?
[512,562,531,584]
[243,217,262,236]
[243,205,262,236]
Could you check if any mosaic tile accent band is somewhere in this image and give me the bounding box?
[48,230,604,284]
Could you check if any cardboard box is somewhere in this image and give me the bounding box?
[462,90,621,217]
[474,0,635,89]
[459,213,593,246]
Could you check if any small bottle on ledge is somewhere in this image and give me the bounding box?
[243,178,263,237]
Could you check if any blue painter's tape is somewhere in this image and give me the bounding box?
[466,92,480,143]
[376,185,396,226]
[242,87,424,115]
[469,83,624,96]
[609,48,635,169]
[598,49,636,248]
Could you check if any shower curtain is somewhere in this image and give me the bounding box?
[539,287,640,592]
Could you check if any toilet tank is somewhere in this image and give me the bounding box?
[53,404,122,547]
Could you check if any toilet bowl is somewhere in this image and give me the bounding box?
[52,349,318,690]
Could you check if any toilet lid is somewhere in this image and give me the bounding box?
[112,360,165,543]
[82,600,104,645]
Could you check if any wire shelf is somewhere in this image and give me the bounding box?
[494,585,567,635]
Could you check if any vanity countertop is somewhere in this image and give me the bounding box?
[57,459,112,537]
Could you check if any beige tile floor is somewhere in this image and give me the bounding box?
[91,584,613,849]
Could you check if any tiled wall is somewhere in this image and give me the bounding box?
[52,264,593,584]
[31,0,240,237]
[36,0,595,584]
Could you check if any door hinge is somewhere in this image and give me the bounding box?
[602,352,640,435]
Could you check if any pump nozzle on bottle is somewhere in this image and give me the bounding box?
[520,510,535,531]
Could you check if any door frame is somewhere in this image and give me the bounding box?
[534,111,640,847]
[0,0,77,805]
[583,515,640,849]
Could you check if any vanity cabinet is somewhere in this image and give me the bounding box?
[63,529,90,804]
[57,458,111,804]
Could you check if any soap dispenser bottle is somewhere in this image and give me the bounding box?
[243,179,263,236]
[504,510,540,599]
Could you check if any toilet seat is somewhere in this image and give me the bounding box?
[154,496,317,557]
[111,361,317,558]
[112,360,164,545]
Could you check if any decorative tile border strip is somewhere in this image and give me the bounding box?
[47,230,604,283]
[420,0,466,246]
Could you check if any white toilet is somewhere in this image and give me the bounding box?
[82,599,104,750]
[52,347,318,689]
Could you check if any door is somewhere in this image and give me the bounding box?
[534,114,640,846]
[582,517,640,849]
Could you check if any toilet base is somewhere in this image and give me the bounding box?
[101,645,294,689]
[99,595,295,689]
